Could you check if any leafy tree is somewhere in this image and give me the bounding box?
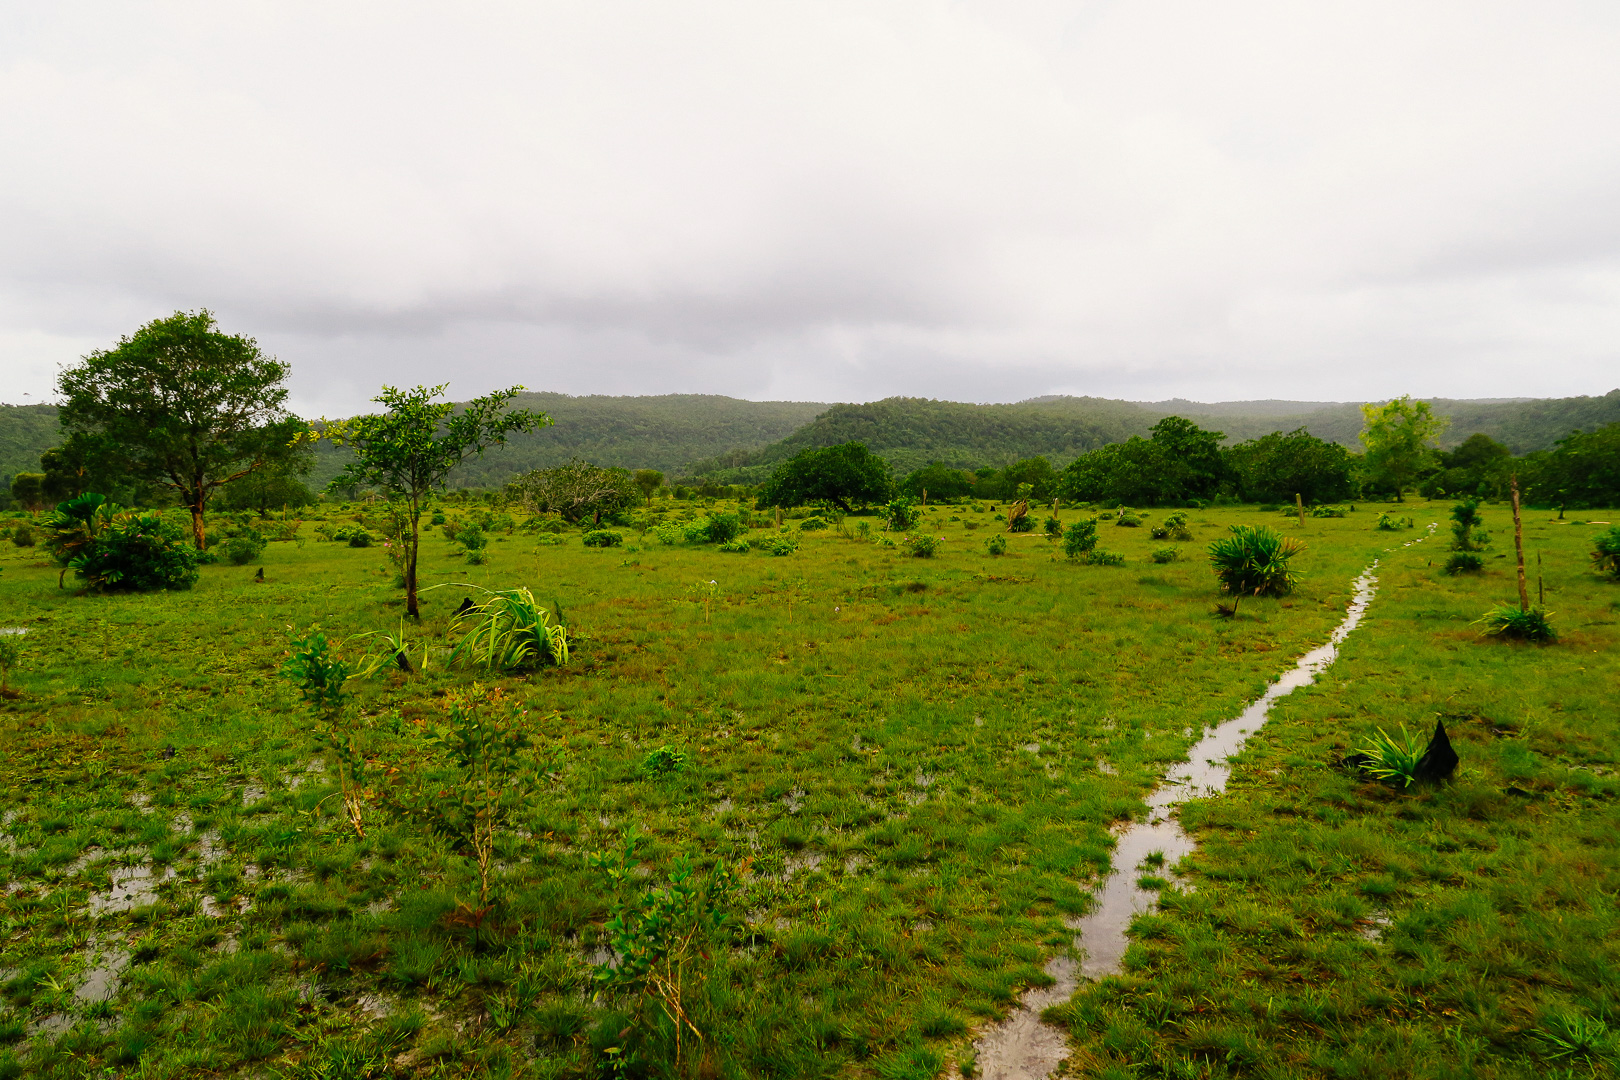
[9,472,45,511]
[1227,428,1355,504]
[899,462,974,502]
[1421,433,1512,499]
[758,442,892,512]
[1147,417,1228,501]
[1519,422,1620,511]
[1358,396,1448,501]
[515,460,641,525]
[219,457,316,515]
[56,310,305,548]
[325,384,549,619]
[632,469,665,503]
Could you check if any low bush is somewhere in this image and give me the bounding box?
[986,534,1007,556]
[464,548,487,565]
[1591,525,1620,580]
[703,513,744,544]
[450,586,569,669]
[883,498,920,532]
[718,540,750,553]
[70,512,200,592]
[758,535,799,557]
[798,516,829,532]
[1310,504,1348,518]
[11,523,35,547]
[1063,519,1098,560]
[1474,603,1557,642]
[1115,511,1141,527]
[455,524,488,551]
[902,534,941,558]
[1444,552,1484,574]
[1207,524,1304,600]
[1375,513,1414,531]
[223,530,267,565]
[1085,548,1125,566]
[1151,547,1179,564]
[582,530,624,548]
[1043,516,1063,537]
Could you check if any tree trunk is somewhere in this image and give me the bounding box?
[189,491,208,550]
[1510,474,1529,612]
[405,498,421,620]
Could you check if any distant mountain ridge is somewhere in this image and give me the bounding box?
[3,389,1616,490]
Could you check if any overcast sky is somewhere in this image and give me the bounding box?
[3,2,1618,417]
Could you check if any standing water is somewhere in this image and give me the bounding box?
[971,538,1429,1079]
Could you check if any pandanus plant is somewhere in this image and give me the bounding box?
[448,585,570,670]
[1207,524,1305,616]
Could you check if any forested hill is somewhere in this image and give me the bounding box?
[0,403,62,482]
[687,390,1620,481]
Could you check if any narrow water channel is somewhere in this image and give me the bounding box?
[972,540,1426,1079]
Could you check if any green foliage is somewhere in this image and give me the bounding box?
[758,535,800,556]
[68,510,201,592]
[1375,512,1414,531]
[719,539,750,553]
[760,441,893,512]
[1151,547,1179,564]
[219,458,316,515]
[640,746,688,779]
[1358,395,1447,500]
[1444,552,1484,574]
[1448,498,1488,551]
[463,547,487,565]
[883,497,920,532]
[1063,519,1098,559]
[41,493,115,576]
[702,512,744,543]
[1523,421,1620,509]
[514,459,640,525]
[797,515,830,532]
[56,309,305,548]
[582,530,624,548]
[901,534,941,558]
[9,472,46,511]
[1085,548,1125,566]
[985,534,1007,555]
[346,530,374,548]
[1114,510,1141,527]
[1309,504,1348,517]
[455,523,488,550]
[1354,725,1425,788]
[1421,433,1512,499]
[281,630,351,718]
[1534,1012,1618,1063]
[899,462,975,501]
[449,586,570,669]
[1227,427,1355,505]
[222,530,267,566]
[1043,516,1063,537]
[1060,416,1230,506]
[325,383,548,617]
[0,631,22,694]
[1474,603,1557,642]
[9,522,34,547]
[1592,525,1620,579]
[1207,525,1304,598]
[632,469,665,502]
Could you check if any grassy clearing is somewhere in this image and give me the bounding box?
[0,500,1609,1077]
[1055,512,1620,1079]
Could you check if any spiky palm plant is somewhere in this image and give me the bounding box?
[1207,525,1304,613]
[1474,603,1557,642]
[449,586,570,670]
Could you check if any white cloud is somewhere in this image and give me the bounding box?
[2,1,1617,414]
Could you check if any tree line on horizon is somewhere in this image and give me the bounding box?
[4,312,1619,523]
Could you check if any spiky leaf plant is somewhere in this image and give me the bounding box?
[449,586,570,670]
[1474,603,1557,642]
[1444,552,1484,575]
[1207,525,1304,599]
[1355,725,1425,788]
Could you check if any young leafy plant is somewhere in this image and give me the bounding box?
[1354,725,1426,788]
[1063,519,1098,560]
[1449,498,1488,552]
[448,585,570,670]
[1473,603,1557,642]
[281,629,366,836]
[985,534,1007,556]
[1207,524,1304,608]
[641,745,688,779]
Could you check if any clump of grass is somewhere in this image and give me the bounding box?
[1444,552,1483,574]
[1474,603,1557,642]
[1354,725,1425,787]
[1151,548,1179,564]
[641,746,688,778]
[1535,1012,1618,1063]
[1085,549,1125,567]
[448,585,570,668]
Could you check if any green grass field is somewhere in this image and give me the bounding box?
[0,500,1614,1079]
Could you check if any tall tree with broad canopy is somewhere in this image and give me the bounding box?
[1227,428,1355,504]
[758,442,892,512]
[56,310,305,548]
[514,460,641,524]
[1359,396,1448,501]
[324,385,549,619]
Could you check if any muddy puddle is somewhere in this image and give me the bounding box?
[972,546,1413,1079]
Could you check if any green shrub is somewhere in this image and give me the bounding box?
[902,534,940,558]
[1474,603,1557,642]
[1063,519,1098,560]
[883,498,919,532]
[70,512,200,592]
[1207,524,1303,599]
[1310,504,1348,518]
[464,548,487,565]
[718,540,750,553]
[450,587,569,669]
[223,530,267,565]
[798,516,829,532]
[1115,511,1141,527]
[430,511,446,525]
[986,534,1007,556]
[1450,499,1488,551]
[1151,547,1179,564]
[1444,552,1484,574]
[651,523,684,545]
[1375,512,1413,531]
[581,530,623,548]
[640,746,687,779]
[1354,725,1425,788]
[703,513,744,544]
[1085,548,1125,566]
[1008,514,1034,533]
[1590,525,1620,580]
[759,535,799,557]
[11,523,34,547]
[455,524,487,550]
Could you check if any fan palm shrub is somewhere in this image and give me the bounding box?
[1207,525,1304,614]
[1592,525,1620,580]
[1473,603,1556,642]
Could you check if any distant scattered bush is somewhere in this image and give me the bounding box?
[1085,548,1125,566]
[1150,511,1192,541]
[223,530,267,565]
[582,530,623,548]
[1593,525,1620,580]
[875,536,897,549]
[1063,519,1098,560]
[456,524,488,550]
[430,511,446,525]
[986,534,1007,556]
[1444,552,1484,575]
[902,534,941,558]
[11,523,35,547]
[758,535,799,556]
[703,513,744,544]
[1376,513,1414,531]
[651,523,685,545]
[464,548,488,565]
[883,498,920,532]
[1115,511,1141,527]
[1043,516,1063,537]
[536,533,565,547]
[1151,547,1179,564]
[719,540,750,553]
[1311,504,1348,518]
[798,516,829,532]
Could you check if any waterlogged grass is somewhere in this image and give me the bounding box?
[0,501,1607,1077]
[1055,512,1620,1079]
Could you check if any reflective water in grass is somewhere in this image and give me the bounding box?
[973,557,1398,1079]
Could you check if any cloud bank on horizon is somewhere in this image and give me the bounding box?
[2,1,1618,417]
